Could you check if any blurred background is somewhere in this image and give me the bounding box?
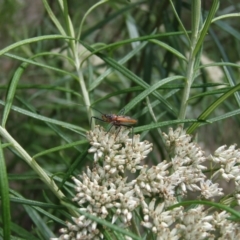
[0,0,240,235]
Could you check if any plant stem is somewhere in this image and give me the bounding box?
[0,126,78,217]
[178,0,201,121]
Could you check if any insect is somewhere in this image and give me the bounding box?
[91,108,137,142]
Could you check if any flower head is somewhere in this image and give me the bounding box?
[87,125,153,173]
[53,126,240,240]
[210,144,240,185]
[54,126,153,239]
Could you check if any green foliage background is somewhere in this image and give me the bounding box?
[0,0,240,239]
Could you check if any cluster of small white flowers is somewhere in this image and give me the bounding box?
[87,126,152,173]
[135,161,180,206]
[53,126,152,239]
[212,211,240,239]
[178,205,214,239]
[210,144,240,189]
[162,127,223,199]
[56,215,103,240]
[141,199,183,240]
[72,166,140,224]
[53,126,240,240]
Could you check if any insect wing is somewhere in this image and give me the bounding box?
[105,108,124,130]
[115,116,137,125]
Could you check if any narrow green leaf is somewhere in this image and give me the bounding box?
[198,61,240,70]
[82,1,144,38]
[0,35,73,56]
[193,0,219,57]
[58,144,90,190]
[2,62,27,127]
[0,140,11,239]
[208,109,240,123]
[91,86,142,106]
[5,53,77,80]
[214,20,240,40]
[223,63,240,107]
[85,31,188,58]
[187,83,240,134]
[191,0,201,45]
[10,221,39,240]
[22,203,55,239]
[0,100,86,134]
[124,75,184,114]
[42,0,67,36]
[9,189,69,217]
[62,0,75,38]
[169,0,190,44]
[76,0,108,41]
[188,87,230,100]
[125,14,140,47]
[29,209,55,238]
[45,124,86,152]
[89,41,148,91]
[7,196,64,209]
[2,52,77,127]
[33,140,88,159]
[212,13,240,23]
[134,119,198,133]
[80,41,177,116]
[149,39,187,61]
[170,200,240,219]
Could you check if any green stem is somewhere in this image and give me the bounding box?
[75,64,93,123]
[74,0,110,122]
[0,126,78,217]
[178,56,195,120]
[178,0,201,121]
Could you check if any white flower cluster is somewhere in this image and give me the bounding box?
[53,126,153,239]
[53,126,240,240]
[210,145,240,184]
[88,125,152,173]
[162,127,223,199]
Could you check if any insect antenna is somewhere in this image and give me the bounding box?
[90,106,107,128]
[90,106,105,115]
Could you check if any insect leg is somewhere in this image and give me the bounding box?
[91,116,106,128]
[131,126,134,145]
[106,123,114,134]
[114,126,122,140]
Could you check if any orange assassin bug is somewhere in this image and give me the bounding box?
[91,108,137,142]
